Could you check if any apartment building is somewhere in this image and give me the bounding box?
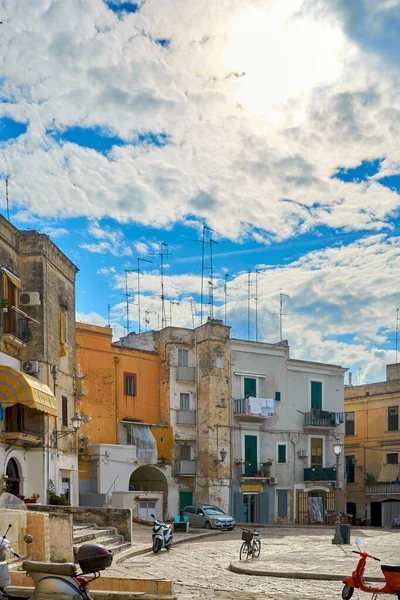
[0,216,79,504]
[345,363,400,527]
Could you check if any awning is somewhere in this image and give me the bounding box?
[1,267,20,288]
[0,366,57,417]
[378,463,400,482]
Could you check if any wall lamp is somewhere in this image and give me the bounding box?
[214,448,227,465]
[53,412,82,440]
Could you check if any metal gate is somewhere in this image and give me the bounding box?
[297,491,335,524]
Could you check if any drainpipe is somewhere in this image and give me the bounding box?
[114,357,120,443]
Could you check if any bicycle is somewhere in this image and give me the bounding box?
[239,528,261,560]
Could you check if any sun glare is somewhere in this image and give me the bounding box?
[225,8,344,121]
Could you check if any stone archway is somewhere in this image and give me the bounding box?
[129,466,168,515]
[6,458,21,497]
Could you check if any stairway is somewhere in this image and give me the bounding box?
[73,524,131,561]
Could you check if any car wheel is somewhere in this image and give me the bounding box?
[205,521,212,529]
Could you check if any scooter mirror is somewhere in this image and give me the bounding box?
[150,514,155,518]
[355,538,360,545]
[23,534,33,544]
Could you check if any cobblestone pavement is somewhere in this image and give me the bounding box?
[108,526,400,600]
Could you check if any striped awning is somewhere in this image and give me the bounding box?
[1,267,21,288]
[0,366,56,417]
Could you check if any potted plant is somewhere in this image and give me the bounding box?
[24,493,40,504]
[261,460,274,476]
[2,298,9,312]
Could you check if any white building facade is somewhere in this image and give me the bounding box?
[230,339,347,524]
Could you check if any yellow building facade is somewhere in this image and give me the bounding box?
[344,363,400,527]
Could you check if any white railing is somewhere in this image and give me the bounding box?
[367,482,400,495]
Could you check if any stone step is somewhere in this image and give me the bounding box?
[74,533,124,548]
[73,527,117,544]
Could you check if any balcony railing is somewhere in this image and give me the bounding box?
[367,482,400,495]
[233,398,274,417]
[2,307,32,343]
[236,461,275,479]
[176,459,196,475]
[177,410,196,425]
[177,366,195,382]
[304,467,336,481]
[303,411,337,428]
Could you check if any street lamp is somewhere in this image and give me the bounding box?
[332,438,344,545]
[214,448,227,465]
[53,412,82,441]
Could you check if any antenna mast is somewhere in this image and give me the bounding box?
[190,298,195,329]
[247,270,251,341]
[159,242,169,329]
[209,237,218,320]
[107,304,111,328]
[255,270,264,342]
[279,292,289,342]
[5,178,9,221]
[396,308,399,363]
[137,257,153,333]
[124,270,135,334]
[224,273,232,326]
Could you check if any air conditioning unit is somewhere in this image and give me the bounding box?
[298,449,308,458]
[21,360,39,375]
[19,292,41,307]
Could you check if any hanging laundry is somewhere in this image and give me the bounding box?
[248,397,262,415]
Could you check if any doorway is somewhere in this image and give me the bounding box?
[371,502,382,527]
[277,490,289,519]
[244,435,258,477]
[6,458,21,497]
[346,502,357,525]
[243,493,259,523]
[179,491,193,511]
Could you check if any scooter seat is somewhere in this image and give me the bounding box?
[382,565,400,573]
[22,560,78,576]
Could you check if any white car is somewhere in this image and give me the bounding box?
[183,505,236,529]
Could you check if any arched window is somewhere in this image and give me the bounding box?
[6,458,20,496]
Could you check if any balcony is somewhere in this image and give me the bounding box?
[177,410,196,425]
[2,405,45,447]
[177,366,195,382]
[237,461,276,482]
[303,411,337,429]
[233,398,274,421]
[304,467,336,482]
[176,459,196,475]
[367,482,400,495]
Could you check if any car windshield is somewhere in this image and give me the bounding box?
[204,507,226,516]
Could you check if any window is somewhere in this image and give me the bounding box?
[311,438,323,469]
[2,269,19,337]
[62,395,68,427]
[310,381,322,409]
[61,478,70,501]
[60,306,68,356]
[275,391,281,402]
[180,393,190,411]
[124,373,136,396]
[387,453,399,464]
[178,349,189,367]
[388,406,399,431]
[244,377,257,397]
[180,445,191,460]
[277,444,286,463]
[345,412,355,436]
[346,455,355,484]
[216,352,224,369]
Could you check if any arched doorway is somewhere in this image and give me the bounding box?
[6,458,21,497]
[129,466,168,515]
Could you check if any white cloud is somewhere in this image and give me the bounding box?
[42,226,69,238]
[0,0,399,241]
[76,310,125,340]
[97,266,116,275]
[81,220,132,256]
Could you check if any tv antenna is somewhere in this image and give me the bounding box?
[136,257,153,333]
[107,304,111,328]
[247,270,252,341]
[5,178,9,221]
[255,270,265,342]
[144,310,157,331]
[124,270,136,334]
[223,273,233,326]
[169,301,179,326]
[153,242,170,328]
[209,237,218,320]
[193,225,214,326]
[396,308,399,363]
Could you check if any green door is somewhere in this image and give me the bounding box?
[311,381,322,410]
[245,435,257,476]
[179,491,193,511]
[244,377,257,397]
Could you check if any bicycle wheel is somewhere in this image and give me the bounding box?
[240,541,251,561]
[253,538,261,558]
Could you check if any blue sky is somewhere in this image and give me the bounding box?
[0,0,399,384]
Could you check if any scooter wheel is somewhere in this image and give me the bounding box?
[153,538,162,554]
[342,584,354,600]
[165,544,172,550]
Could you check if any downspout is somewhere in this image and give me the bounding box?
[114,356,120,443]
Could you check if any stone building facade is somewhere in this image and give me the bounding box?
[0,215,79,504]
[345,362,400,527]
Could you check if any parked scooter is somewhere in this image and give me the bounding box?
[150,514,173,554]
[0,492,113,599]
[343,537,400,600]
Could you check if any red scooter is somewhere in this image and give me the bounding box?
[343,538,400,600]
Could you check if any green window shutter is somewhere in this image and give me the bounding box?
[278,444,286,463]
[275,391,281,402]
[244,377,257,397]
[311,381,322,409]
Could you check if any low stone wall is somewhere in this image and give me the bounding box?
[49,512,73,562]
[28,504,132,542]
[27,511,50,562]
